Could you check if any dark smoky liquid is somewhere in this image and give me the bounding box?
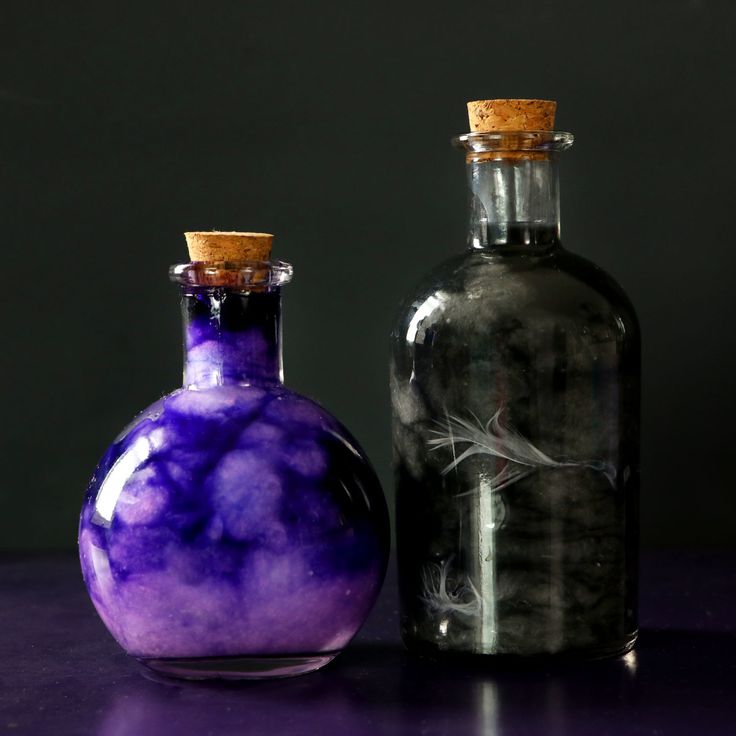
[474,222,559,249]
[391,245,640,658]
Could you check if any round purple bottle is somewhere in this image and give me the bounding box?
[79,232,389,679]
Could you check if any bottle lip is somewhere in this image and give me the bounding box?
[169,260,293,290]
[452,130,574,153]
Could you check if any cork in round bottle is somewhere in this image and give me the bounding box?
[185,231,273,263]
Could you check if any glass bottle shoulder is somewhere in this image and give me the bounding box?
[392,245,639,347]
[96,384,352,475]
[82,383,385,510]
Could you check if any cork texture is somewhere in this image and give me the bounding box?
[467,99,556,132]
[185,231,273,262]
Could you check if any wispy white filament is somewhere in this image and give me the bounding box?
[428,406,616,489]
[420,558,481,618]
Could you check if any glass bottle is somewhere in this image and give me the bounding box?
[79,232,389,679]
[390,100,640,658]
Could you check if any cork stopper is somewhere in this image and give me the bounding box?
[467,99,556,133]
[184,231,273,262]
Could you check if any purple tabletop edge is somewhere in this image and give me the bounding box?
[1,550,734,736]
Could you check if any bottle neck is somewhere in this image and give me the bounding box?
[466,154,561,251]
[181,287,283,389]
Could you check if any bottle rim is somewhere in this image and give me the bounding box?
[169,260,293,289]
[453,130,574,153]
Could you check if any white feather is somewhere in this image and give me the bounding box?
[420,558,481,618]
[428,406,616,488]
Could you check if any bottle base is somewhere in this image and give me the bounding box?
[402,630,638,664]
[138,652,338,681]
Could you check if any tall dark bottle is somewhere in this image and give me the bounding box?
[390,99,640,658]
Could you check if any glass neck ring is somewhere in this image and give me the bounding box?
[453,131,573,252]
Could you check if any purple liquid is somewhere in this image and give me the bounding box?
[79,284,389,677]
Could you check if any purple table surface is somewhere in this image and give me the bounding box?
[1,550,735,736]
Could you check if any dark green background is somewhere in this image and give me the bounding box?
[2,1,734,550]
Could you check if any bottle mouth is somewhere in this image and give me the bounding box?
[170,260,294,290]
[453,130,574,155]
